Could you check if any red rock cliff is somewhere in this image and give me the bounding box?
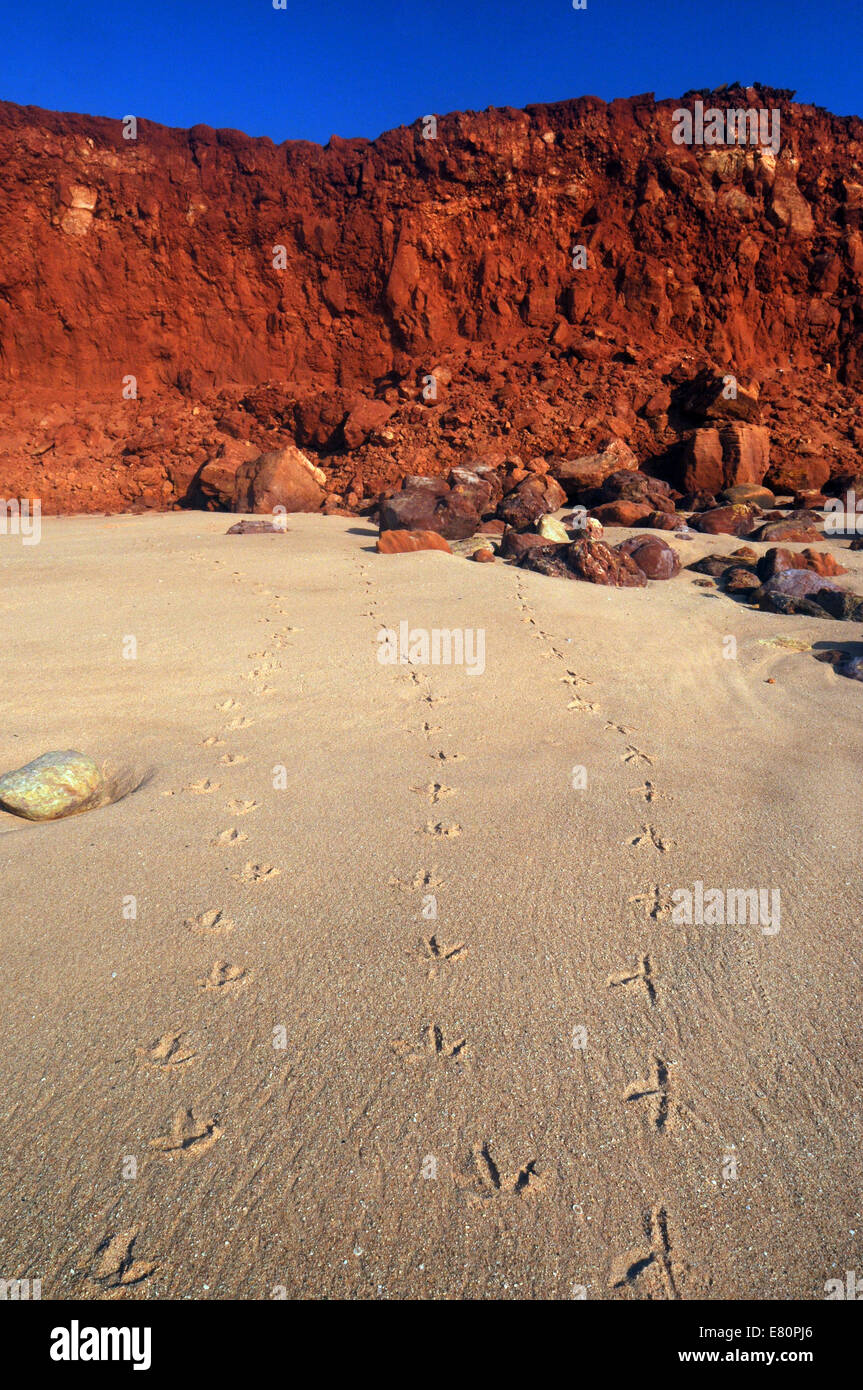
[0,85,861,512]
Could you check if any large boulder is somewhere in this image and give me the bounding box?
[566,539,647,587]
[501,531,564,562]
[378,482,480,539]
[591,500,655,527]
[757,570,844,616]
[693,504,760,537]
[497,473,566,529]
[617,535,681,580]
[765,453,831,495]
[598,469,675,511]
[549,439,638,497]
[756,515,822,543]
[198,438,260,509]
[679,423,770,495]
[233,447,326,514]
[341,398,394,450]
[677,372,763,425]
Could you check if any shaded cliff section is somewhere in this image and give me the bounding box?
[0,85,861,512]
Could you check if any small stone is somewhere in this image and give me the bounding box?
[472,548,495,563]
[537,515,570,543]
[0,750,104,821]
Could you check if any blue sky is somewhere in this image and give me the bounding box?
[0,0,860,144]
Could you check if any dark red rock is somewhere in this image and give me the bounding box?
[677,492,718,513]
[472,547,495,562]
[501,530,563,562]
[756,518,822,543]
[617,535,680,580]
[566,539,647,587]
[378,484,480,539]
[598,469,674,511]
[641,511,690,531]
[520,549,577,580]
[497,473,566,528]
[590,500,655,527]
[549,440,638,497]
[724,566,763,594]
[693,505,759,537]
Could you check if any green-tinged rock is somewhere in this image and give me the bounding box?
[0,750,104,821]
[537,516,571,543]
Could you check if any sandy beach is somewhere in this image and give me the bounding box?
[1,510,862,1301]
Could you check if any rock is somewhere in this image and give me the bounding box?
[598,469,674,511]
[617,535,680,580]
[678,371,763,425]
[730,545,759,563]
[758,547,846,580]
[566,539,647,587]
[756,518,822,543]
[376,529,453,555]
[497,473,566,528]
[501,530,563,562]
[449,466,502,513]
[233,446,326,514]
[687,554,741,577]
[590,500,654,527]
[400,475,450,497]
[197,438,260,509]
[766,454,831,495]
[720,483,776,508]
[761,569,842,600]
[226,518,289,534]
[378,483,480,539]
[760,592,833,618]
[520,549,577,580]
[537,515,571,543]
[0,750,104,821]
[724,566,763,594]
[642,511,690,531]
[472,547,495,562]
[837,654,863,680]
[679,424,770,495]
[693,505,760,537]
[810,590,863,623]
[341,398,394,450]
[476,518,506,535]
[757,569,844,615]
[449,536,500,558]
[564,514,604,539]
[549,439,638,497]
[677,491,718,512]
[850,537,863,551]
[793,491,827,510]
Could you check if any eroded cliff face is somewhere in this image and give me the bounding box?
[0,85,861,512]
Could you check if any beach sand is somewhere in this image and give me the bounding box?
[1,511,861,1300]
